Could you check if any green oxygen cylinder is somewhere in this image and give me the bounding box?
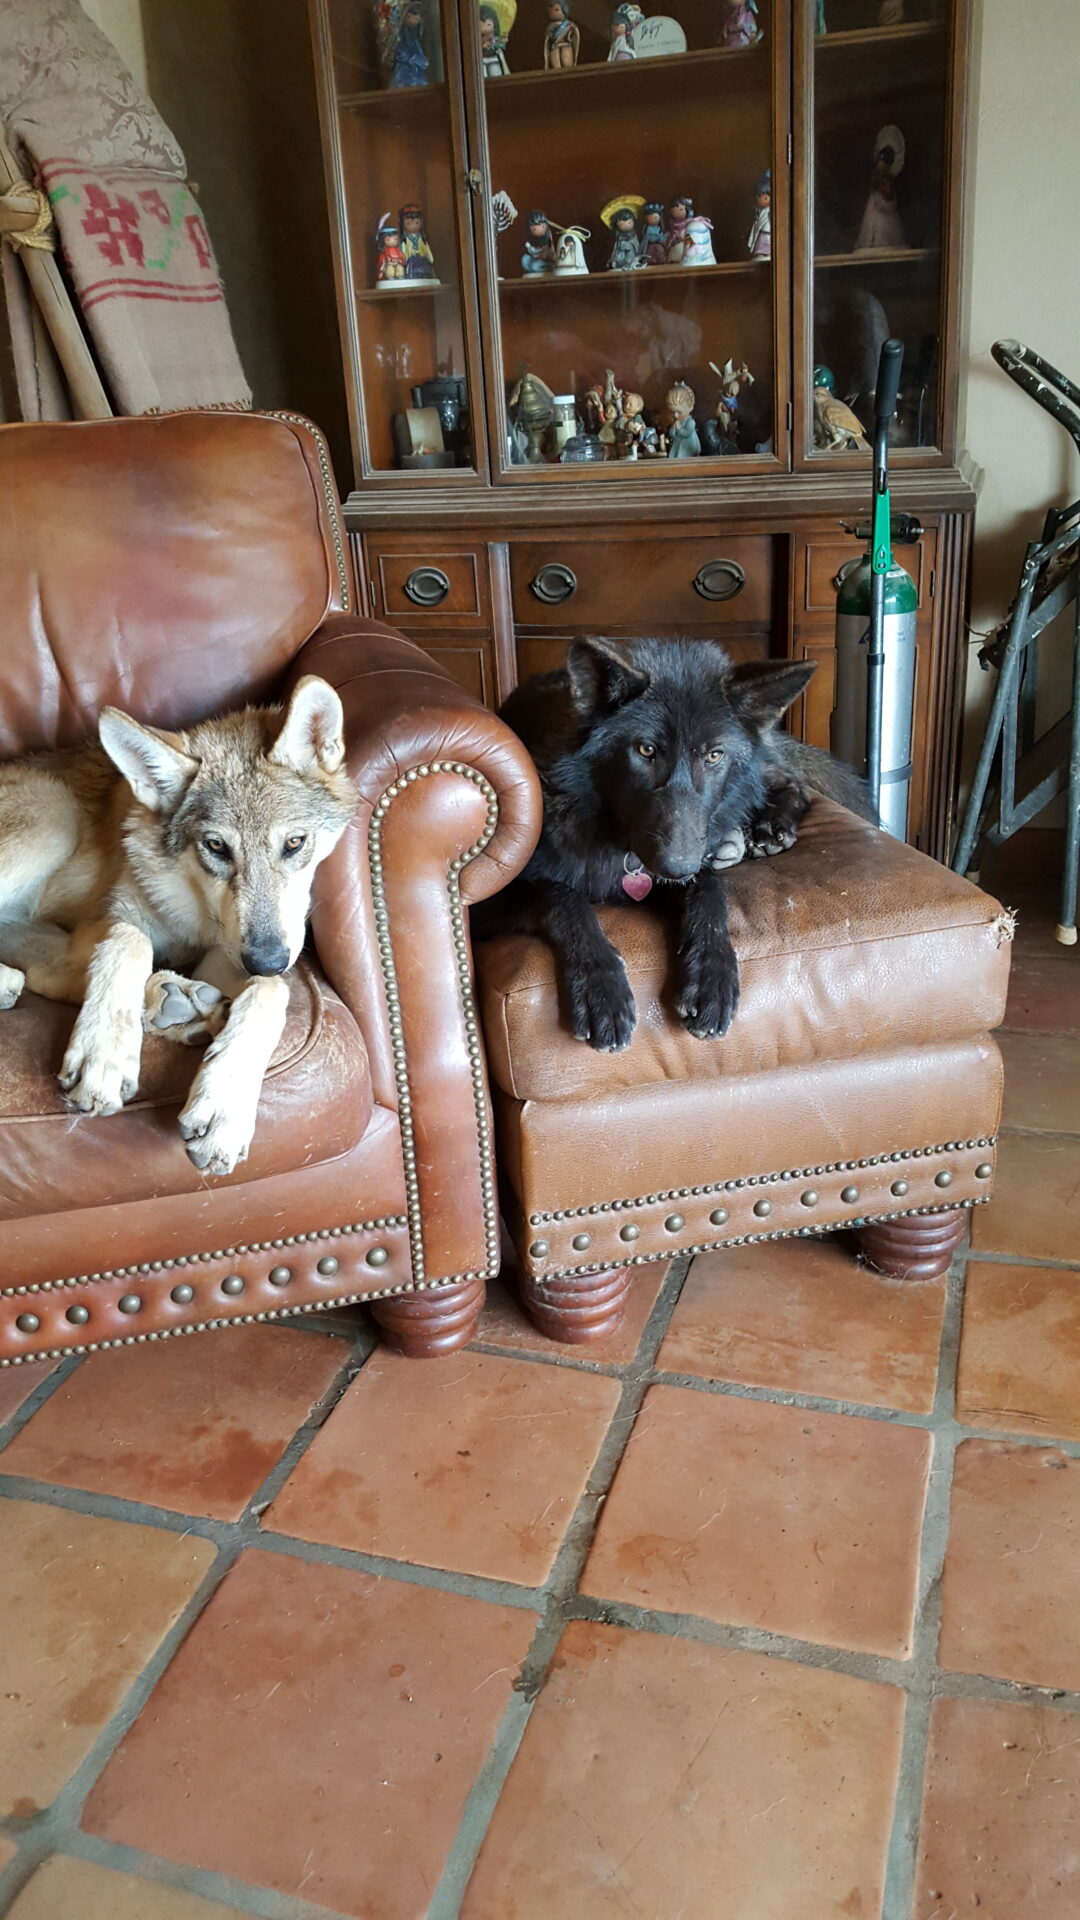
[830,339,919,840]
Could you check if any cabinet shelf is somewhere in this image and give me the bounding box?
[498,259,767,294]
[815,247,938,269]
[485,40,765,95]
[355,281,457,302]
[815,21,945,51]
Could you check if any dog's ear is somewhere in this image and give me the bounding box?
[269,676,346,775]
[729,659,817,731]
[99,710,199,810]
[567,638,650,715]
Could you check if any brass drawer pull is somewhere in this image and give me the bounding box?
[403,565,451,607]
[531,562,578,605]
[693,559,746,603]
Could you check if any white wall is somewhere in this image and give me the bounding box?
[958,0,1080,787]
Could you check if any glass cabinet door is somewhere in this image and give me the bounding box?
[798,0,954,464]
[466,0,788,476]
[314,0,486,480]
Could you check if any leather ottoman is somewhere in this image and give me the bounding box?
[476,800,1014,1341]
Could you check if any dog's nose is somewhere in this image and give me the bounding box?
[241,939,291,977]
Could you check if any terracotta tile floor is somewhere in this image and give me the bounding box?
[0,846,1078,1918]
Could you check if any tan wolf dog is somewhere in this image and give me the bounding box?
[0,677,357,1177]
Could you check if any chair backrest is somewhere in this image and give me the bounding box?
[0,410,353,754]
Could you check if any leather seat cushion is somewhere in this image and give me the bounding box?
[477,800,1014,1103]
[0,961,372,1221]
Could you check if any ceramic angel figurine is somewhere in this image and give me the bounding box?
[638,201,667,265]
[375,214,407,284]
[747,169,771,259]
[665,381,700,458]
[855,126,908,250]
[543,0,580,68]
[400,203,437,279]
[683,212,716,266]
[717,0,761,48]
[554,224,590,274]
[521,210,557,274]
[391,1,430,86]
[602,196,645,271]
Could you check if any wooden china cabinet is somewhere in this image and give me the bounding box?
[310,0,973,855]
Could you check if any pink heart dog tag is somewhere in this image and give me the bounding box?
[621,868,653,900]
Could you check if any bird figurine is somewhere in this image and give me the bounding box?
[812,367,870,451]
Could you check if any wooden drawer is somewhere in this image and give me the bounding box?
[516,631,770,686]
[799,532,932,625]
[510,535,774,628]
[374,547,485,621]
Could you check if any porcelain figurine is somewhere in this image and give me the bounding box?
[638,201,667,265]
[554,224,590,274]
[855,125,908,250]
[608,3,637,59]
[717,0,761,48]
[747,168,771,259]
[618,391,661,458]
[543,0,580,68]
[375,214,407,284]
[508,369,556,463]
[664,194,694,264]
[400,202,438,280]
[601,196,646,272]
[812,368,870,450]
[631,13,687,56]
[479,5,510,74]
[521,209,557,274]
[391,1,430,86]
[704,357,754,447]
[665,381,700,458]
[683,212,716,266]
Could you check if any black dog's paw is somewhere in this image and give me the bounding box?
[566,956,637,1052]
[675,942,740,1040]
[745,779,808,860]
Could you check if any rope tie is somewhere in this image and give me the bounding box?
[0,179,55,252]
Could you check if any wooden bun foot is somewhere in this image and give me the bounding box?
[369,1274,485,1356]
[857,1208,968,1282]
[520,1265,632,1343]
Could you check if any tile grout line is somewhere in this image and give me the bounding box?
[425,1255,693,1918]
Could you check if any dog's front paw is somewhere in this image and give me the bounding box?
[0,964,25,1010]
[178,1060,257,1177]
[706,827,747,871]
[675,943,740,1040]
[144,972,230,1046]
[566,956,637,1052]
[59,1016,142,1114]
[745,780,807,860]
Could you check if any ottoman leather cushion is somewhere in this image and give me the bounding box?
[478,801,1013,1103]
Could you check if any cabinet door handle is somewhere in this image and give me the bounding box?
[403,565,451,607]
[531,562,578,605]
[692,560,746,603]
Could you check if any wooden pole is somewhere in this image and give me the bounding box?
[0,131,112,419]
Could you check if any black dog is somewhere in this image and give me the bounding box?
[488,636,875,1052]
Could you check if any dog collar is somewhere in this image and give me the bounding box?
[621,853,653,900]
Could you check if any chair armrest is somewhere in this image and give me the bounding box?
[288,616,542,1285]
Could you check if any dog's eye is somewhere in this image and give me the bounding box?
[283,834,307,856]
[635,741,656,759]
[704,748,725,766]
[203,835,229,859]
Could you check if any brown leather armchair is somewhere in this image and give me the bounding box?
[0,412,541,1371]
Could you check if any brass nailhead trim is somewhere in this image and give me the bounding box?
[370,763,501,1289]
[15,1313,39,1333]
[664,1214,684,1233]
[1,1216,409,1297]
[752,1199,772,1218]
[118,1294,141,1315]
[317,1256,339,1276]
[530,1240,549,1258]
[171,1284,195,1305]
[268,1267,292,1287]
[571,1233,592,1251]
[709,1209,729,1226]
[840,1186,859,1204]
[265,411,351,612]
[935,1170,954,1188]
[65,1304,90,1326]
[366,1247,389,1267]
[619,1223,640,1243]
[800,1190,819,1207]
[975,1162,992,1179]
[221,1275,245,1296]
[526,1138,997,1226]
